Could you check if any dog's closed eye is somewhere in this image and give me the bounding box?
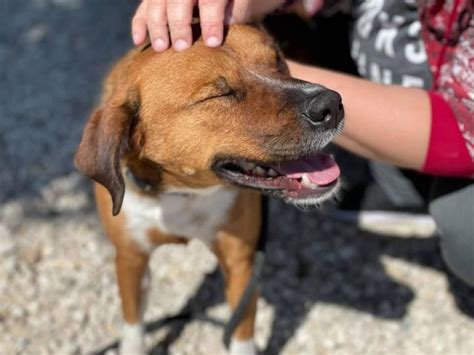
[189,76,245,106]
[207,77,237,100]
[214,76,234,94]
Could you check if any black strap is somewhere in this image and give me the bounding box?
[258,195,269,252]
[223,195,269,349]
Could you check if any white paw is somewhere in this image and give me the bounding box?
[119,323,145,355]
[229,338,256,355]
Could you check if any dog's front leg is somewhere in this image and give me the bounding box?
[214,231,258,355]
[115,246,150,355]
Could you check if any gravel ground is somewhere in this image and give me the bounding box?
[1,1,473,354]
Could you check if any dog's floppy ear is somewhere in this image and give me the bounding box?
[75,100,138,216]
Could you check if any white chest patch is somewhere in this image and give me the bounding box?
[122,185,237,253]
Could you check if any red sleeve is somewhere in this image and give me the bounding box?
[419,0,473,178]
[422,92,474,178]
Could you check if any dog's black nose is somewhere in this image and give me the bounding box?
[302,89,343,129]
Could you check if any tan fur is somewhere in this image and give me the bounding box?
[76,25,327,354]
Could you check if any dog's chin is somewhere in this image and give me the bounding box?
[212,153,341,208]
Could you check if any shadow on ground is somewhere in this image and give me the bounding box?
[93,200,474,355]
[0,0,136,205]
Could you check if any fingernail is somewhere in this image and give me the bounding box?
[132,33,141,45]
[174,39,189,51]
[206,36,220,47]
[303,0,323,16]
[153,38,166,51]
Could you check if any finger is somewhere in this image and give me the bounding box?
[225,0,251,24]
[199,0,226,47]
[147,0,170,52]
[132,1,148,45]
[167,0,194,51]
[302,0,324,16]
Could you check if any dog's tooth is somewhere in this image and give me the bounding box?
[241,162,256,171]
[254,166,266,177]
[301,174,317,188]
[267,168,278,177]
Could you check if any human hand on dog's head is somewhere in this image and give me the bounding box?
[131,0,323,53]
[76,25,343,215]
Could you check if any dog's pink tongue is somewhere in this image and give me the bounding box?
[274,154,340,185]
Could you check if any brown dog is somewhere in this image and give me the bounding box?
[75,24,343,355]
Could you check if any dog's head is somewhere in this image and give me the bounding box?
[75,25,344,215]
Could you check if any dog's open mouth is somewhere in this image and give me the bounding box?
[214,153,340,202]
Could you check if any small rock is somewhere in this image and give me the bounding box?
[19,244,42,264]
[0,225,15,256]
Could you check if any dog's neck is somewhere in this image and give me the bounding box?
[121,177,238,250]
[124,166,227,198]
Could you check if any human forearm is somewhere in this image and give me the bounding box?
[288,60,431,171]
